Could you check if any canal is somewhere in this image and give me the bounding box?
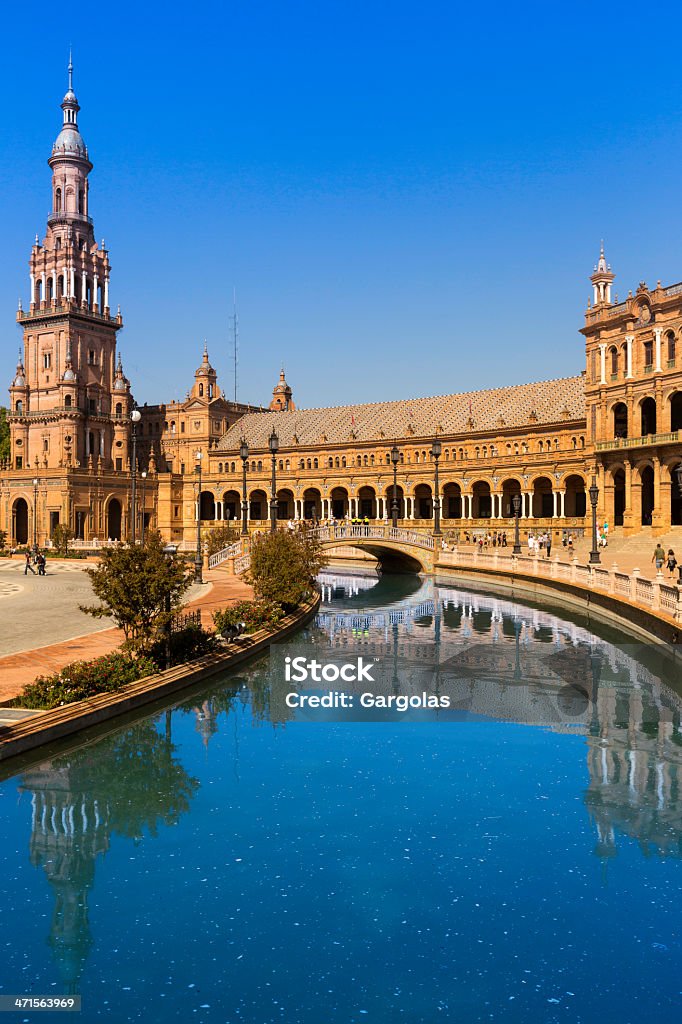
[1,571,682,1023]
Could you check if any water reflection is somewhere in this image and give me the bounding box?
[17,721,199,991]
[5,571,682,1014]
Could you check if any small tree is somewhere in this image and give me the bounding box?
[0,529,6,551]
[80,531,194,651]
[52,523,74,556]
[202,524,239,557]
[246,530,327,609]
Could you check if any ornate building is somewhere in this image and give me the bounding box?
[2,73,682,548]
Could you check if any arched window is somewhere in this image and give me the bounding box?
[306,459,312,470]
[341,457,346,468]
[55,187,62,212]
[314,458,319,469]
[15,400,23,414]
[643,340,654,368]
[370,454,374,466]
[415,452,420,464]
[257,461,262,472]
[299,459,305,469]
[571,437,577,449]
[199,383,204,397]
[363,455,367,466]
[668,332,676,365]
[610,347,618,375]
[328,457,333,468]
[475,447,480,458]
[335,457,340,468]
[170,421,176,435]
[65,395,72,408]
[231,462,236,473]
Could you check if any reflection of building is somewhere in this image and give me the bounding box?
[19,764,110,993]
[4,74,682,547]
[586,685,682,860]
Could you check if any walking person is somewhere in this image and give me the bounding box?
[652,541,666,572]
[37,551,46,575]
[546,532,552,558]
[24,551,36,575]
[666,549,677,578]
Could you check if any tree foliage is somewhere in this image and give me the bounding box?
[246,530,327,609]
[0,407,9,464]
[80,531,193,649]
[0,529,6,551]
[202,523,239,556]
[51,523,73,555]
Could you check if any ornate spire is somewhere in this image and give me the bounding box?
[68,48,73,93]
[590,241,615,306]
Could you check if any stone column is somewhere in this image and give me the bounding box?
[652,455,663,530]
[559,489,566,518]
[93,273,98,311]
[655,328,662,373]
[104,274,110,310]
[626,335,634,379]
[599,343,607,384]
[30,272,35,307]
[552,491,559,518]
[81,269,87,305]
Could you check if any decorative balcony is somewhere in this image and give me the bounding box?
[595,429,681,452]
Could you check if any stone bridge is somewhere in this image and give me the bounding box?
[223,525,439,575]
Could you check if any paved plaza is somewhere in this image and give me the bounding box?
[0,561,252,700]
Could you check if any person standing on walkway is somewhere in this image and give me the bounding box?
[24,551,36,575]
[666,549,677,577]
[546,533,552,558]
[652,542,666,571]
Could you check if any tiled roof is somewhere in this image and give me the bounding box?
[215,375,586,452]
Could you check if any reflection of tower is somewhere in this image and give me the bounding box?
[20,766,110,993]
[193,699,219,748]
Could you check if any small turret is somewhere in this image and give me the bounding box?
[269,368,295,412]
[590,242,615,307]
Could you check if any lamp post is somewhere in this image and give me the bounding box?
[130,407,141,543]
[32,477,38,549]
[431,439,442,536]
[162,543,178,669]
[140,471,147,546]
[195,450,203,582]
[390,445,400,528]
[269,429,279,533]
[240,438,249,537]
[512,492,522,554]
[589,476,600,564]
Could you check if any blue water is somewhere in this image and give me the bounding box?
[1,573,682,1023]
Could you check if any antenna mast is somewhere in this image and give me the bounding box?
[230,289,238,405]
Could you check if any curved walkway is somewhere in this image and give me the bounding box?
[0,564,252,702]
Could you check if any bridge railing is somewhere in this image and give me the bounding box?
[208,541,243,569]
[438,547,682,624]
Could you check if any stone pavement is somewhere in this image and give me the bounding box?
[0,563,252,702]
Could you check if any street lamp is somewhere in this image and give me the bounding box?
[431,439,442,537]
[589,476,600,564]
[269,429,279,533]
[130,407,141,544]
[162,543,178,669]
[140,471,147,546]
[390,445,400,528]
[32,477,38,548]
[512,492,522,554]
[240,438,249,537]
[195,450,203,582]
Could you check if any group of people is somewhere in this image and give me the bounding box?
[23,549,47,576]
[652,543,679,578]
[463,531,508,548]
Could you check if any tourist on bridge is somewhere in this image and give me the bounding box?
[666,549,677,577]
[652,542,666,571]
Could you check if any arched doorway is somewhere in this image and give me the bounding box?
[640,397,657,436]
[303,488,322,520]
[13,498,29,545]
[564,475,586,517]
[330,487,349,520]
[107,498,122,541]
[442,482,462,519]
[501,479,522,518]
[671,392,682,432]
[613,402,628,438]
[384,485,405,520]
[532,477,553,517]
[613,469,625,527]
[249,489,268,521]
[199,491,215,521]
[471,481,491,519]
[222,490,241,523]
[640,466,654,525]
[357,486,377,519]
[413,483,433,519]
[277,488,295,521]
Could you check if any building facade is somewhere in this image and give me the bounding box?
[2,75,682,548]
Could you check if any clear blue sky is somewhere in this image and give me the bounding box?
[3,0,682,409]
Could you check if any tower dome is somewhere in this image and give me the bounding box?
[269,369,295,412]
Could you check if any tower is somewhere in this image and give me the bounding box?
[590,242,615,307]
[269,368,295,412]
[9,60,125,472]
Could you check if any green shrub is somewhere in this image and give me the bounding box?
[213,599,284,636]
[148,624,218,667]
[246,531,326,609]
[10,653,159,710]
